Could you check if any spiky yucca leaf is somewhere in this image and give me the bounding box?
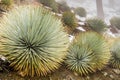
[65,32,110,76]
[110,39,120,68]
[86,18,107,33]
[0,5,69,77]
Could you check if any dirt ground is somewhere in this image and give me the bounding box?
[0,66,120,80]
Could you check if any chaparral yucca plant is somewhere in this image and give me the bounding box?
[110,17,120,29]
[0,0,13,11]
[65,32,111,76]
[110,39,120,68]
[38,0,58,12]
[86,18,107,33]
[74,7,87,17]
[62,11,78,34]
[0,5,69,77]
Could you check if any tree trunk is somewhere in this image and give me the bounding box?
[96,0,104,20]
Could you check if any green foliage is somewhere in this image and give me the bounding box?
[86,18,107,33]
[65,32,110,76]
[74,7,87,17]
[62,11,77,30]
[0,5,69,77]
[110,39,120,68]
[110,17,120,29]
[0,0,13,11]
[38,0,58,12]
[57,1,70,12]
[1,0,13,5]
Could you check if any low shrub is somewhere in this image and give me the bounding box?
[110,17,120,29]
[74,7,87,17]
[86,18,107,33]
[62,11,78,34]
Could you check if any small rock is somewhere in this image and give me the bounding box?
[8,74,12,77]
[66,75,74,80]
[49,77,52,80]
[102,72,108,76]
[74,72,78,76]
[86,76,90,79]
[113,69,120,74]
[0,55,6,61]
[109,74,114,79]
[19,71,25,77]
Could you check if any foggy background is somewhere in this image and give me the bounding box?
[56,0,120,24]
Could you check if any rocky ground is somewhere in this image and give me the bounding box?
[0,66,120,80]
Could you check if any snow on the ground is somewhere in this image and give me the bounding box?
[104,28,116,38]
[77,27,86,31]
[78,22,85,25]
[0,55,6,61]
[76,15,86,21]
[56,13,62,17]
[114,30,120,37]
[69,35,74,42]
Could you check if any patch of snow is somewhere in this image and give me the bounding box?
[114,30,120,37]
[75,15,86,22]
[104,29,116,38]
[77,27,86,32]
[55,0,64,2]
[69,35,74,42]
[76,15,86,21]
[71,10,74,13]
[44,6,52,10]
[78,22,85,25]
[115,34,120,37]
[0,55,6,61]
[75,15,80,20]
[56,13,62,17]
